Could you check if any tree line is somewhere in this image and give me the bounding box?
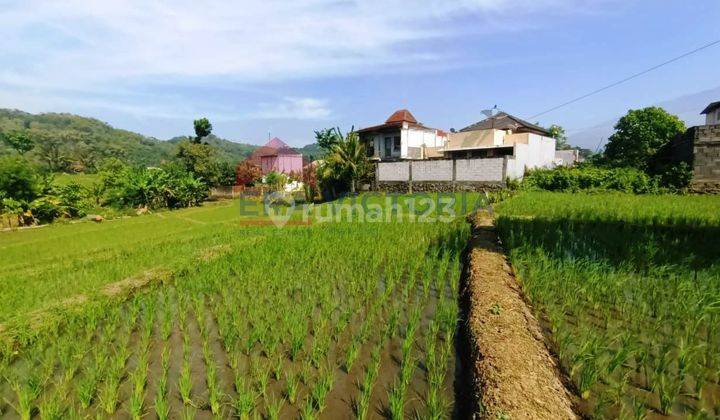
[526,107,693,192]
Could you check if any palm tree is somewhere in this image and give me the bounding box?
[326,131,370,194]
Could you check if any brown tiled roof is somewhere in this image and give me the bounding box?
[701,101,720,114]
[356,121,403,133]
[385,109,417,124]
[357,109,441,134]
[460,111,551,136]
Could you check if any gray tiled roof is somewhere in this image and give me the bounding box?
[459,111,551,136]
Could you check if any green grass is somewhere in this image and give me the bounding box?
[496,192,720,418]
[52,173,101,188]
[0,200,249,323]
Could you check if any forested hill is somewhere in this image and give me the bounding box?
[0,109,259,171]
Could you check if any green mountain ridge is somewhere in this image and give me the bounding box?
[0,108,323,171]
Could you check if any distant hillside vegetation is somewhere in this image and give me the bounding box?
[297,143,324,161]
[167,135,258,163]
[0,109,258,172]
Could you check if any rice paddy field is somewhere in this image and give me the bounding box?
[0,193,482,419]
[496,192,720,419]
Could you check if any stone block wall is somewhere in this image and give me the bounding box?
[377,161,410,181]
[455,158,505,181]
[412,160,454,181]
[692,125,720,193]
[376,181,503,193]
[374,158,506,192]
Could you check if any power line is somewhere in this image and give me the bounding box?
[529,39,720,120]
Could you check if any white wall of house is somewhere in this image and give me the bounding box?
[493,130,506,146]
[506,134,556,179]
[403,126,446,151]
[706,109,720,125]
[555,149,580,166]
[405,127,445,148]
[400,128,409,157]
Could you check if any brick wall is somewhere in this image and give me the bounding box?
[692,125,720,192]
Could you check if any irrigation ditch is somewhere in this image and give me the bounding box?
[457,210,578,419]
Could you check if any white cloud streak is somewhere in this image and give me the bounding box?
[250,97,331,120]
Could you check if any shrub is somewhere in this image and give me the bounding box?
[657,162,693,192]
[212,161,237,187]
[29,196,63,223]
[0,156,40,202]
[525,166,658,194]
[235,160,261,186]
[56,182,89,218]
[104,164,207,209]
[264,171,288,191]
[1,197,26,225]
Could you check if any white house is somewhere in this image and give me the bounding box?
[701,101,720,125]
[444,112,556,178]
[357,109,447,160]
[361,109,558,180]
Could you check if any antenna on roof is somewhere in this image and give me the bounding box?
[481,105,498,118]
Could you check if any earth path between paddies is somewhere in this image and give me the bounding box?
[463,211,577,419]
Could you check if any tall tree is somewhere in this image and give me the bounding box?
[548,124,570,150]
[193,118,213,143]
[35,135,68,172]
[604,107,685,170]
[0,156,39,202]
[1,129,35,155]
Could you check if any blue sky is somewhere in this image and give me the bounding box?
[1,0,718,148]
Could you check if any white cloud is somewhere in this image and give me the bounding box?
[0,0,618,86]
[250,97,331,120]
[0,0,621,119]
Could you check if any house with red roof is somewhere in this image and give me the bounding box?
[357,109,447,160]
[248,137,303,175]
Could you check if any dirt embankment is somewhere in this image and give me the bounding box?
[462,211,577,419]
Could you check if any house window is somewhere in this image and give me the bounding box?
[384,137,392,157]
[393,136,401,153]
